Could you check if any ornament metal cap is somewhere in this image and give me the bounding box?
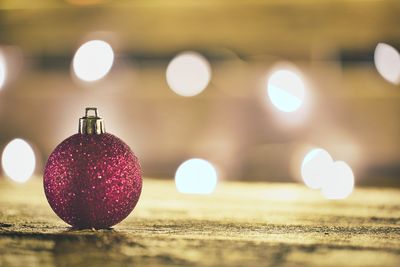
[79,107,105,135]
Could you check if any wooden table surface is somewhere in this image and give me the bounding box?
[1,177,399,267]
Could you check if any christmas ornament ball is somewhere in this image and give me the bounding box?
[44,108,142,229]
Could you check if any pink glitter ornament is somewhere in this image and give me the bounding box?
[44,108,142,229]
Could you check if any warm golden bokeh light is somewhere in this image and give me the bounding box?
[72,40,114,82]
[267,68,306,113]
[321,161,355,200]
[0,52,6,89]
[374,43,400,85]
[301,148,333,190]
[1,139,36,183]
[175,158,218,194]
[166,52,211,97]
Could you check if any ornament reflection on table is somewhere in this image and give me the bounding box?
[44,108,142,229]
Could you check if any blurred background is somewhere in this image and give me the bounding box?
[0,0,400,190]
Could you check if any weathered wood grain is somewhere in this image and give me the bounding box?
[1,177,399,266]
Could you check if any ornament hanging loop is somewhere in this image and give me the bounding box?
[79,107,105,135]
[85,107,98,118]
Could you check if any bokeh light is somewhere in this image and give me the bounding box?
[72,40,114,82]
[1,139,36,183]
[321,161,354,200]
[301,148,333,189]
[175,158,218,194]
[374,43,400,85]
[0,52,6,89]
[166,51,211,97]
[267,69,305,112]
